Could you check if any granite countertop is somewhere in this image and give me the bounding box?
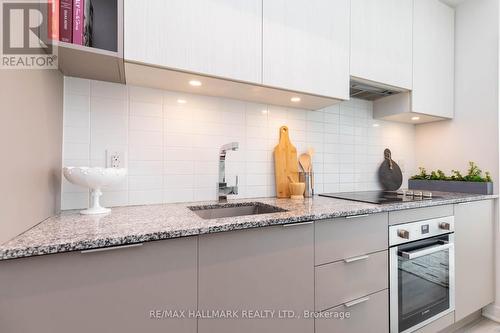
[0,192,497,260]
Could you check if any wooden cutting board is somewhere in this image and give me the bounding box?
[274,126,299,198]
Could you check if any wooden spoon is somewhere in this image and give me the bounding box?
[299,153,312,173]
[307,147,315,172]
[307,147,315,159]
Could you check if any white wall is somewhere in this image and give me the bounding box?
[0,70,63,244]
[415,0,500,320]
[62,77,416,209]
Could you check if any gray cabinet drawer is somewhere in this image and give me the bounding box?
[0,237,198,333]
[315,289,388,333]
[315,213,388,266]
[315,250,388,311]
[198,224,314,333]
[389,205,453,225]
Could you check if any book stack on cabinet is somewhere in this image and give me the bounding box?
[50,0,125,84]
[49,0,93,46]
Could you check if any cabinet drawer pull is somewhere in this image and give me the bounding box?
[345,214,369,219]
[81,243,143,254]
[282,221,313,228]
[344,296,370,308]
[343,254,369,263]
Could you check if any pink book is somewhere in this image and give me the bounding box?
[59,0,72,42]
[72,0,84,45]
[48,0,59,41]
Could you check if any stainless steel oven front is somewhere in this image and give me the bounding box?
[389,216,455,333]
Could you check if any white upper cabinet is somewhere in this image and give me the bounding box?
[124,0,262,84]
[374,0,455,123]
[413,0,454,118]
[262,0,350,99]
[350,0,413,89]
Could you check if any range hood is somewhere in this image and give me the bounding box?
[350,79,405,101]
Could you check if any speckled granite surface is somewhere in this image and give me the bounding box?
[0,192,496,260]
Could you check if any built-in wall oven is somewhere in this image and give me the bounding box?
[389,216,455,333]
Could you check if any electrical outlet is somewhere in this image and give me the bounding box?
[106,150,126,168]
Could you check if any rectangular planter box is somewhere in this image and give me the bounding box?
[408,179,493,195]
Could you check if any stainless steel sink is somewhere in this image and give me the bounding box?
[189,202,287,219]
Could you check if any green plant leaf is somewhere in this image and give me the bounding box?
[411,162,492,183]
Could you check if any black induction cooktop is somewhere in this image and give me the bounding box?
[319,191,438,204]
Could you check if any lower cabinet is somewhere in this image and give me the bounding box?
[3,200,494,333]
[315,250,388,311]
[0,237,198,333]
[454,200,495,321]
[198,223,314,333]
[315,289,389,333]
[315,213,388,265]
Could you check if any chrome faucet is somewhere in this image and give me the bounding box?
[218,142,239,203]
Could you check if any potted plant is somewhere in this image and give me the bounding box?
[408,162,493,194]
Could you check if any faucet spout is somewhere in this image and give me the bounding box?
[220,142,239,156]
[218,142,239,203]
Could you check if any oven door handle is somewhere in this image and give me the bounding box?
[400,242,453,259]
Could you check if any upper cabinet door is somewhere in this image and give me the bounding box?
[124,0,262,84]
[350,0,413,89]
[262,0,350,99]
[413,0,454,118]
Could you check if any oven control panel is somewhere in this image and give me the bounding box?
[389,216,454,246]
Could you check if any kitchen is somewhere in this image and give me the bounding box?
[0,0,499,332]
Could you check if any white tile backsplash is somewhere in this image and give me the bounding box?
[61,77,416,210]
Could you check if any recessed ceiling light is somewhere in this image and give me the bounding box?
[290,96,301,103]
[177,99,187,104]
[373,123,380,127]
[411,116,420,121]
[261,109,268,115]
[189,80,202,87]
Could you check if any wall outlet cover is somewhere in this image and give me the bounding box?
[106,150,127,168]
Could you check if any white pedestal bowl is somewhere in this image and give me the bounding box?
[63,167,127,215]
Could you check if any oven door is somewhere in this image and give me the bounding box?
[390,234,455,333]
